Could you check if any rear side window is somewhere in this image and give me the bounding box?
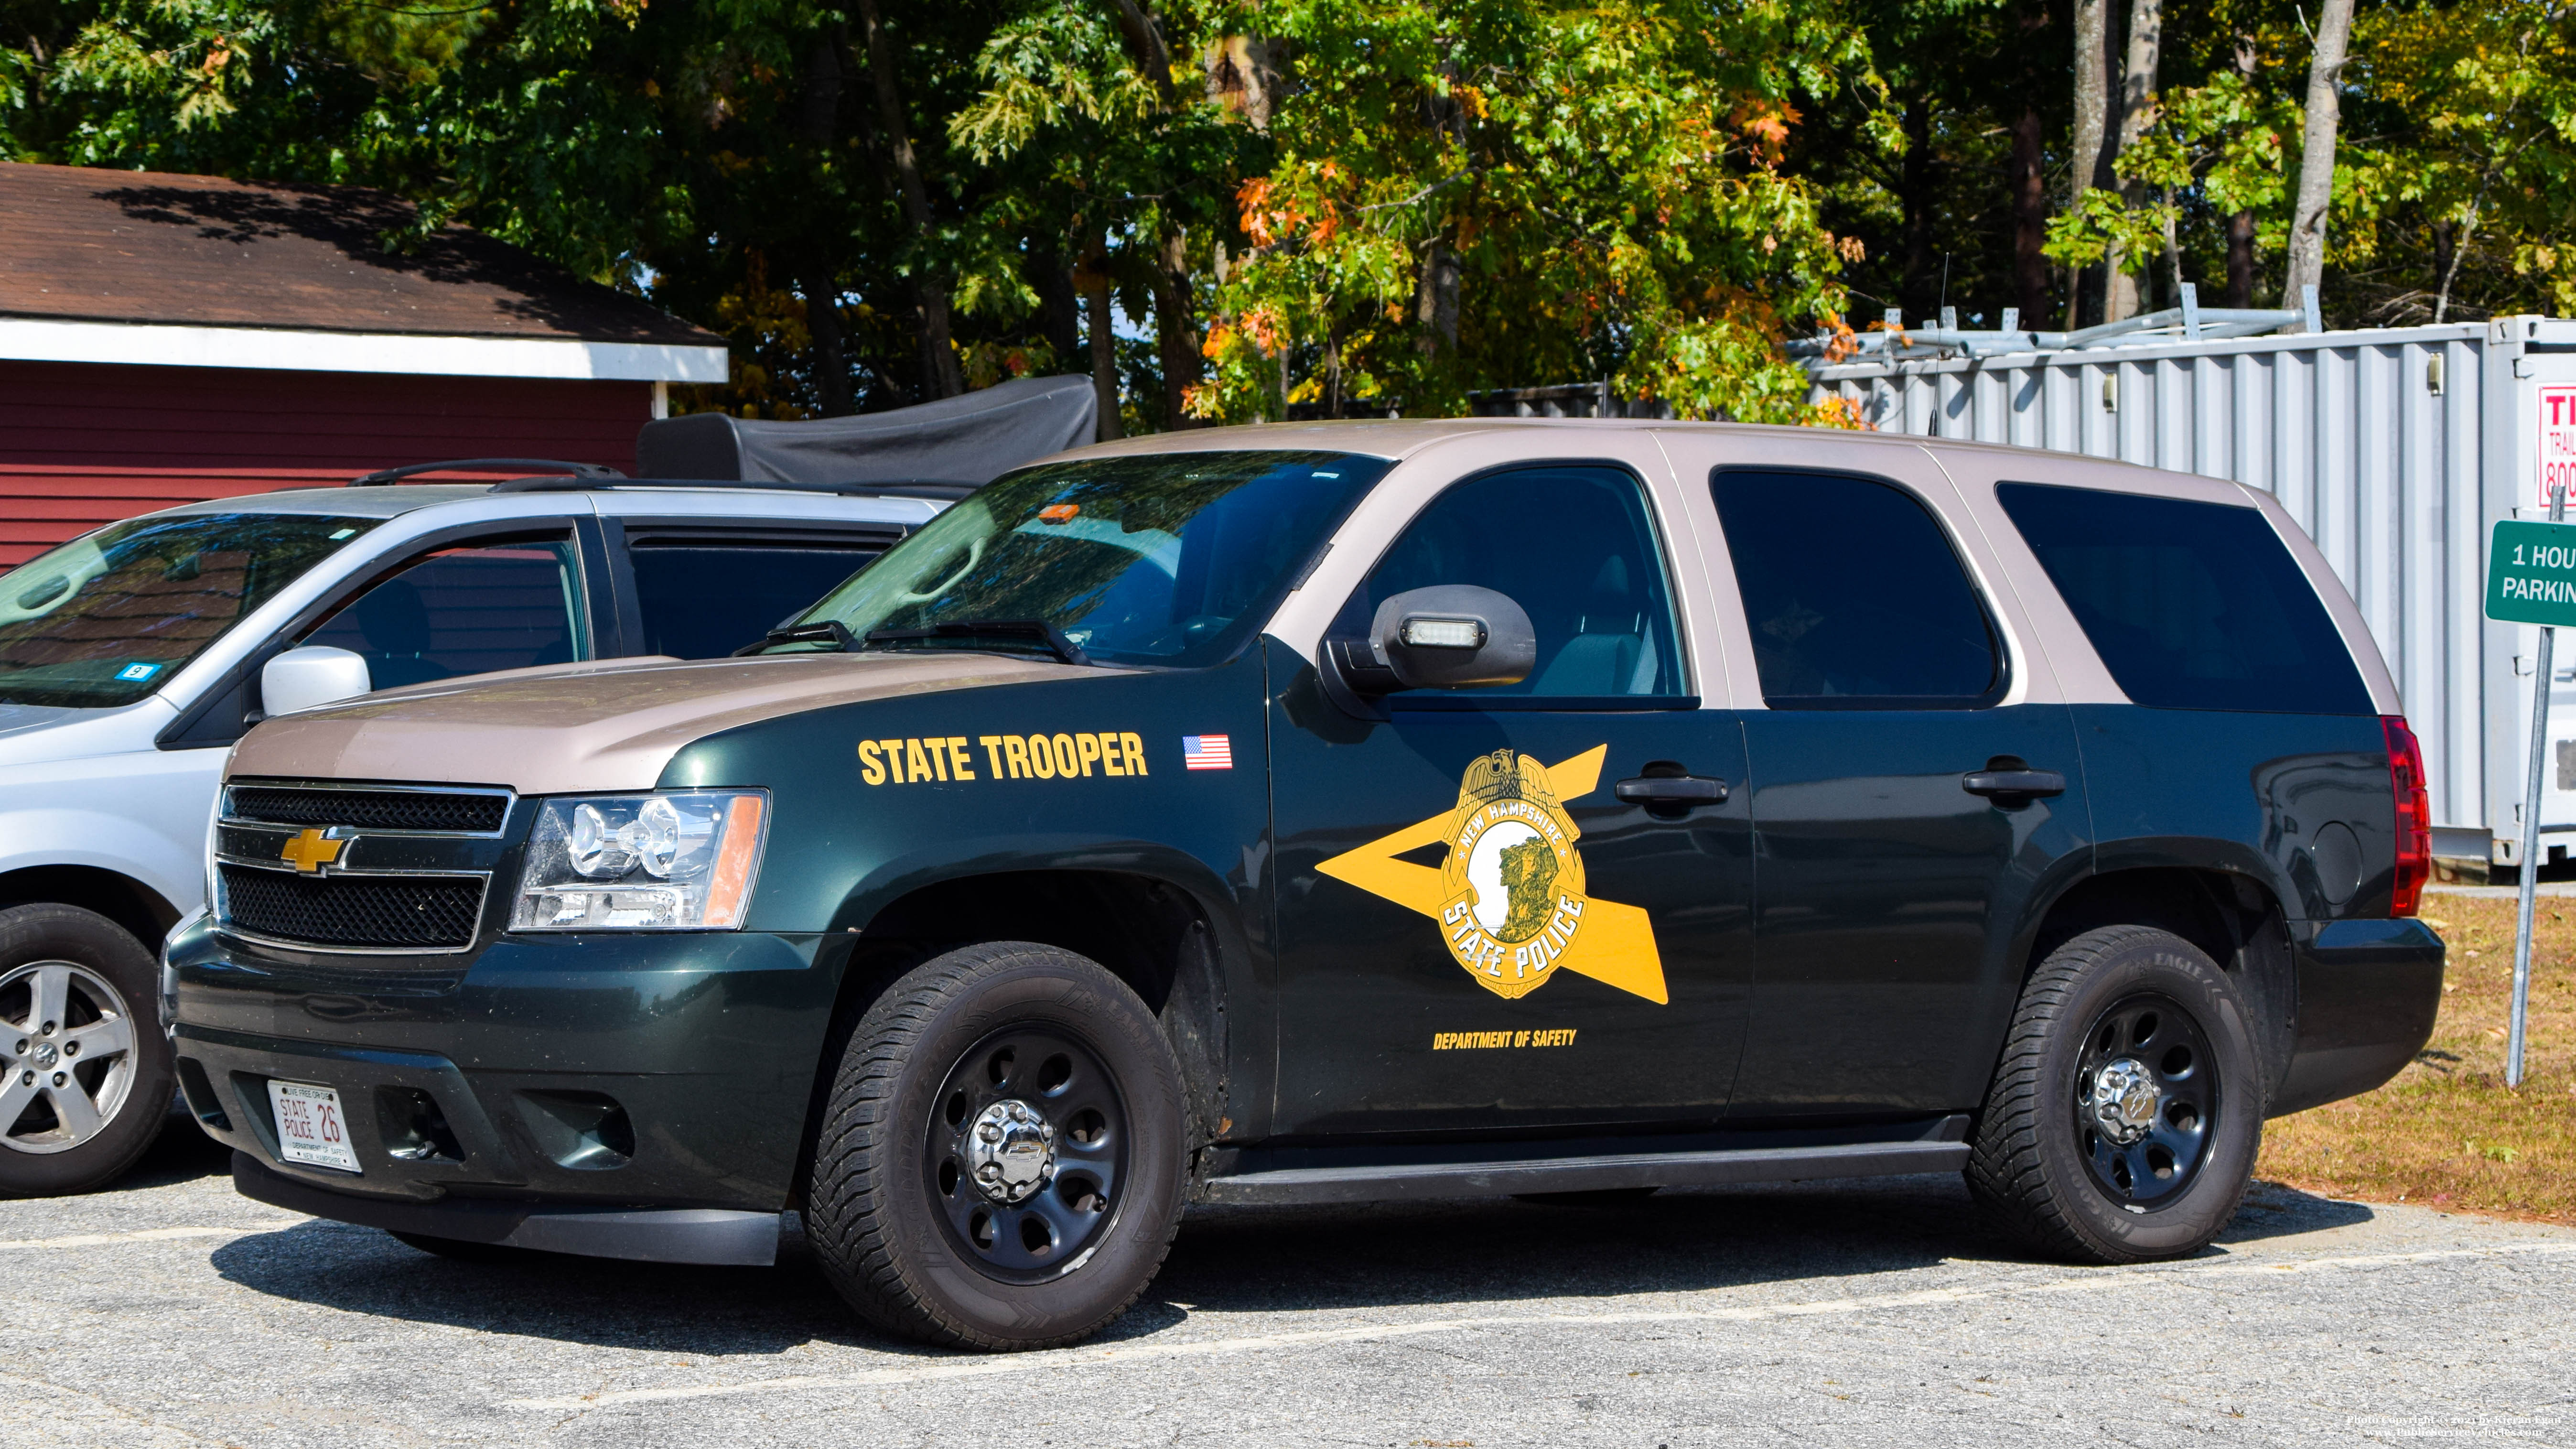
[1712,470,2003,708]
[1996,482,2371,715]
[630,541,885,658]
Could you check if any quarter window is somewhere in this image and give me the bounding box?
[1996,482,2372,714]
[1341,465,1685,701]
[1711,470,2002,708]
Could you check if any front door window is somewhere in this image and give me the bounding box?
[302,537,588,690]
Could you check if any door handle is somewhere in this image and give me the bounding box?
[1961,768,2067,800]
[1615,775,1730,806]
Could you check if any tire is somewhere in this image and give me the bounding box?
[388,1230,539,1264]
[805,941,1188,1351]
[0,904,172,1198]
[1966,924,2263,1264]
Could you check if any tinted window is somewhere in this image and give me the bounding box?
[1712,470,2000,707]
[1341,465,1685,699]
[303,538,587,689]
[0,512,378,708]
[790,452,1384,669]
[631,542,883,658]
[1997,482,2372,714]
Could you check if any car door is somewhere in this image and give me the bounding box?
[1668,440,2091,1122]
[1268,454,1755,1138]
[602,519,909,658]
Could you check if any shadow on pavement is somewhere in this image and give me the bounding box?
[202,1171,2382,1356]
[99,1109,236,1195]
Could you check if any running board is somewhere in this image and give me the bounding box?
[1198,1115,1972,1206]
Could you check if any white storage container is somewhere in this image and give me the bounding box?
[1808,316,2576,865]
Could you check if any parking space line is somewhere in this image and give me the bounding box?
[506,1239,2576,1414]
[0,1222,302,1253]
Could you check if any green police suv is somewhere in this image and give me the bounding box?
[166,421,2442,1350]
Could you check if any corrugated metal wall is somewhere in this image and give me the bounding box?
[1810,324,2498,836]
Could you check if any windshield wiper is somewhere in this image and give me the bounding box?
[861,619,1091,667]
[739,620,855,655]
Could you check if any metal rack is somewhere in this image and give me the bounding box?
[1785,284,2318,362]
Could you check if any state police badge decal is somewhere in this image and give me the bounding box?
[1318,745,1670,1004]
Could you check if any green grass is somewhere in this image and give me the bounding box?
[2260,893,2576,1223]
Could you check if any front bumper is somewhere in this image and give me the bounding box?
[232,1151,779,1264]
[166,914,845,1246]
[2273,917,2445,1117]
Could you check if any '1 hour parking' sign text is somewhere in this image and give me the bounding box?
[2489,519,2576,627]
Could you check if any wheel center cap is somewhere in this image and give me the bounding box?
[2088,1058,2160,1144]
[967,1099,1057,1204]
[29,1042,56,1071]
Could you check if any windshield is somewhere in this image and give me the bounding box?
[0,513,381,708]
[778,451,1388,669]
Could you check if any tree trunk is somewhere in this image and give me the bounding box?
[2226,210,2256,307]
[1148,229,1203,428]
[2281,0,2355,323]
[1898,94,1937,323]
[2104,0,2162,323]
[2009,108,2050,324]
[803,270,855,417]
[1039,253,1083,371]
[1081,250,1123,441]
[799,33,853,417]
[2068,0,2117,327]
[1414,238,1461,357]
[854,0,966,397]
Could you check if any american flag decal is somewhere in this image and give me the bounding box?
[1181,735,1234,771]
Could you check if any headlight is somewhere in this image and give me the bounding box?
[511,791,768,931]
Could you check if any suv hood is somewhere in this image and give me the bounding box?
[226,652,1099,795]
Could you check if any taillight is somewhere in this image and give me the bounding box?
[2383,715,2431,917]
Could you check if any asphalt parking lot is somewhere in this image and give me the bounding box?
[7,1125,2573,1449]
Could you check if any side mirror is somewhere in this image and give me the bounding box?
[1341,585,1536,693]
[260,646,373,717]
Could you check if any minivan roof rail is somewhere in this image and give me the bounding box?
[486,476,979,500]
[349,458,625,487]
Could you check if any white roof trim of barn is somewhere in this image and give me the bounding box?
[0,317,727,383]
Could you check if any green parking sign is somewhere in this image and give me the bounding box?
[2488,519,2576,626]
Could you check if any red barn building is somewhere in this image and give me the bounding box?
[0,162,726,566]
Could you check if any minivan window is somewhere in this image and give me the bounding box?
[1997,482,2373,714]
[0,513,379,708]
[1712,470,2002,707]
[631,541,885,658]
[302,538,588,689]
[783,452,1386,669]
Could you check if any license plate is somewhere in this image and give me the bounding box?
[267,1080,361,1174]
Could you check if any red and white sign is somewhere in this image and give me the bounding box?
[2542,386,2576,509]
[267,1080,361,1173]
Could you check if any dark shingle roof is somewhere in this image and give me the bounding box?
[0,162,720,346]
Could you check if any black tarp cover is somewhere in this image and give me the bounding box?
[634,374,1096,486]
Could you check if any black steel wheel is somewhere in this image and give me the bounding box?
[923,1026,1128,1282]
[1966,924,2263,1264]
[806,941,1186,1350]
[2072,994,2216,1208]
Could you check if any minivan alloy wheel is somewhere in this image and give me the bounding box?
[1,960,140,1155]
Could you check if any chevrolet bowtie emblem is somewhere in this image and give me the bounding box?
[280,828,347,874]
